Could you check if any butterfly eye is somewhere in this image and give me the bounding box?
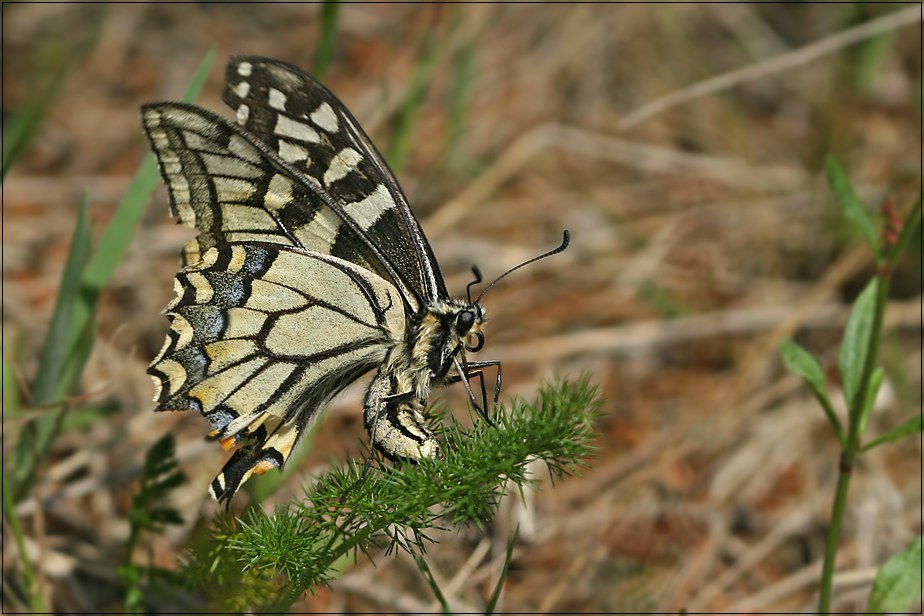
[465,331,485,353]
[456,310,475,335]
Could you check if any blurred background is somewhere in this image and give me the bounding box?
[2,3,921,613]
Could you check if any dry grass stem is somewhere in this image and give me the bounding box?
[619,5,923,129]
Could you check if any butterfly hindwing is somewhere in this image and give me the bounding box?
[147,242,406,503]
[222,56,448,308]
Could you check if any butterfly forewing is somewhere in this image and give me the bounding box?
[143,103,390,279]
[148,242,406,503]
[222,56,448,309]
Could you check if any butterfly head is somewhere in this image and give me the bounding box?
[414,298,488,383]
[454,301,487,353]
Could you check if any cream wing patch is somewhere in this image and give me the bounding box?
[348,183,397,231]
[221,361,298,419]
[261,248,403,327]
[189,356,267,413]
[220,204,279,231]
[293,208,341,253]
[264,306,375,357]
[268,87,287,111]
[213,177,257,203]
[224,307,268,339]
[275,115,320,143]
[323,147,363,186]
[310,102,339,132]
[205,339,260,373]
[245,279,310,312]
[263,174,294,212]
[278,140,309,164]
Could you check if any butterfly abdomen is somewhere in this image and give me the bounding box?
[363,351,440,461]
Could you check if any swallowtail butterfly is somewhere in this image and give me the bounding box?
[143,56,568,504]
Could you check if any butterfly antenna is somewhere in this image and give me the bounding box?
[476,230,570,303]
[466,265,483,303]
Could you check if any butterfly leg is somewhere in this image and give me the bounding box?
[450,358,502,426]
[465,359,502,407]
[449,367,489,414]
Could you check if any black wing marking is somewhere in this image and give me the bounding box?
[222,56,448,308]
[147,242,405,503]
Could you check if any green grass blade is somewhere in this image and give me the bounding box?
[2,478,45,612]
[3,95,53,181]
[58,318,96,407]
[32,194,93,404]
[12,195,93,496]
[3,328,23,418]
[414,555,451,615]
[313,1,340,80]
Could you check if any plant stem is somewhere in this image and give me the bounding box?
[818,274,890,612]
[2,478,46,612]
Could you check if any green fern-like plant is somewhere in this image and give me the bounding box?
[181,377,601,611]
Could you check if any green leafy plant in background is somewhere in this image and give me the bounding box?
[181,378,601,612]
[779,156,922,614]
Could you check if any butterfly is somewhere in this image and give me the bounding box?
[142,56,568,504]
